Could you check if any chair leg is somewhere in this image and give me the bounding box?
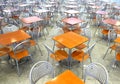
[103,48,110,59]
[29,54,33,63]
[89,56,92,63]
[81,61,84,79]
[53,41,55,51]
[36,43,43,56]
[15,60,20,76]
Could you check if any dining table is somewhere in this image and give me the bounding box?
[103,18,120,26]
[45,70,85,84]
[62,17,83,25]
[0,30,31,46]
[53,31,88,68]
[21,16,43,24]
[96,10,108,15]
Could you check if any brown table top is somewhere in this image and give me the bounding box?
[53,31,88,49]
[114,37,120,43]
[64,10,79,14]
[103,18,120,26]
[45,70,85,84]
[62,18,83,25]
[114,6,120,10]
[0,30,31,45]
[21,16,43,24]
[96,10,108,15]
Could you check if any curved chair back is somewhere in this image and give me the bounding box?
[85,42,96,56]
[43,44,54,61]
[13,40,30,54]
[2,24,19,33]
[84,62,109,84]
[29,61,54,84]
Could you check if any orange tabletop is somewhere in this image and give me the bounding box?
[0,30,31,45]
[53,31,88,49]
[64,5,78,9]
[21,16,43,24]
[114,6,120,10]
[62,18,83,25]
[103,19,120,26]
[114,37,120,43]
[65,2,77,5]
[64,10,79,14]
[45,70,84,84]
[34,9,50,13]
[90,5,100,9]
[19,4,30,7]
[96,10,108,15]
[88,2,95,5]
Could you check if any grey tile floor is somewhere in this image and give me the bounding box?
[0,23,120,84]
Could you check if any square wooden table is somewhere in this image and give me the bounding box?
[45,70,84,84]
[34,9,50,13]
[0,30,31,45]
[96,10,108,15]
[103,19,120,26]
[19,4,30,7]
[64,5,78,9]
[62,18,83,25]
[53,31,88,67]
[64,10,79,15]
[53,31,88,49]
[21,16,43,24]
[114,6,120,10]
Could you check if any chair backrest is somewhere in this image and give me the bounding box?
[84,62,109,84]
[29,61,54,84]
[84,42,96,57]
[2,24,19,33]
[80,21,88,28]
[12,40,31,54]
[82,27,92,47]
[43,44,55,61]
[108,29,117,41]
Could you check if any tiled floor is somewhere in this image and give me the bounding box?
[0,16,120,84]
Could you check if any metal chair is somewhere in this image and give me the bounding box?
[76,27,92,50]
[84,62,109,84]
[72,42,96,77]
[43,44,68,63]
[0,46,12,63]
[9,40,33,76]
[103,43,117,59]
[1,24,19,33]
[29,61,54,84]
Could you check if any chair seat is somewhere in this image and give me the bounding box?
[11,15,19,19]
[30,40,36,46]
[0,47,12,56]
[9,50,29,60]
[72,29,82,34]
[101,29,109,35]
[110,44,117,50]
[56,43,65,49]
[76,44,87,50]
[19,26,29,31]
[62,27,70,33]
[50,50,68,61]
[72,50,89,62]
[116,53,120,61]
[99,26,107,29]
